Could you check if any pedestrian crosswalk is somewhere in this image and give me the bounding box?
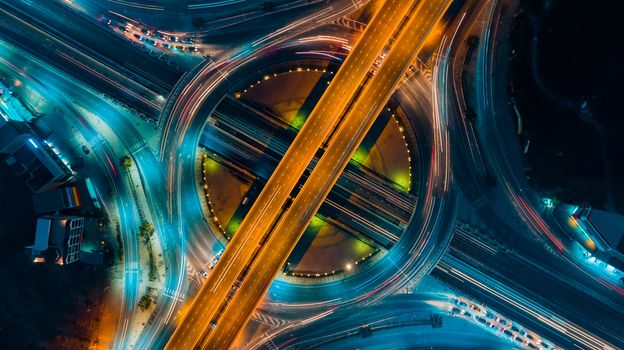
[335,16,367,32]
[162,288,184,302]
[250,312,289,328]
[88,134,106,148]
[128,140,149,155]
[472,195,488,209]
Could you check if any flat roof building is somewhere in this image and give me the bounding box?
[574,207,624,271]
[29,214,104,266]
[0,121,72,193]
[33,186,82,214]
[30,215,84,265]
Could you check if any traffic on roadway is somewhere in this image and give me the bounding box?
[1,0,622,349]
[185,0,452,348]
[165,1,428,348]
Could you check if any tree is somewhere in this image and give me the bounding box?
[138,295,152,311]
[139,222,154,237]
[120,156,132,169]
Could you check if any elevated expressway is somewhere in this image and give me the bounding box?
[198,0,452,347]
[201,96,416,248]
[158,26,450,312]
[180,38,450,307]
[166,0,423,348]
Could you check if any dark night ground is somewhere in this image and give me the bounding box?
[0,165,106,349]
[510,0,624,212]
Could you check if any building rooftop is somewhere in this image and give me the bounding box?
[33,218,51,252]
[31,215,84,265]
[587,209,624,254]
[0,121,72,193]
[33,186,82,214]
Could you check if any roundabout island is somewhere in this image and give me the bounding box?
[164,34,456,317]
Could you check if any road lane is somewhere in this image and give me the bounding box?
[165,1,421,348]
[202,1,452,348]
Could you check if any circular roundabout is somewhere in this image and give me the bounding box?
[166,32,457,316]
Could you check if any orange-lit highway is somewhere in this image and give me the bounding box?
[165,0,421,348]
[6,0,624,349]
[196,0,452,348]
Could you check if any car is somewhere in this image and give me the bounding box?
[175,45,184,50]
[451,307,461,314]
[153,32,165,39]
[99,16,112,25]
[187,46,198,52]
[476,316,487,324]
[514,336,524,343]
[162,43,171,49]
[199,269,208,278]
[133,33,143,40]
[498,318,507,326]
[463,311,472,318]
[81,145,89,154]
[485,311,495,319]
[209,250,223,269]
[503,330,513,337]
[455,299,468,307]
[510,325,520,332]
[211,322,217,329]
[140,28,151,36]
[470,304,482,313]
[527,343,538,349]
[182,37,193,44]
